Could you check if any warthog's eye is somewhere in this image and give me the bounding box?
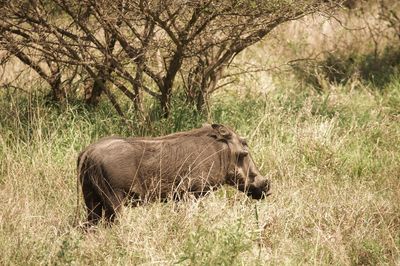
[238,150,249,158]
[240,138,248,146]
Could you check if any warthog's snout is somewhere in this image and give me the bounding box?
[261,178,272,197]
[248,177,271,200]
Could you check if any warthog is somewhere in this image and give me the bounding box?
[77,124,270,225]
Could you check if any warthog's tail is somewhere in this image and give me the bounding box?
[76,150,119,225]
[74,150,85,226]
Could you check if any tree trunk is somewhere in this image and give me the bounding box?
[187,64,224,114]
[85,30,118,106]
[132,60,145,113]
[85,75,105,106]
[160,91,171,118]
[159,49,184,118]
[49,71,65,102]
[195,89,208,113]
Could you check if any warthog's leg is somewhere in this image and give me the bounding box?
[82,186,103,226]
[103,189,124,224]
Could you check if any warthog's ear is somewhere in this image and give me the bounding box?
[208,124,231,140]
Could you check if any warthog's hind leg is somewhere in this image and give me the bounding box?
[82,187,103,226]
[103,190,124,224]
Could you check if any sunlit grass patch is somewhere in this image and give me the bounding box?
[1,67,399,264]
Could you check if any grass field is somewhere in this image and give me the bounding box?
[1,10,400,265]
[1,73,399,264]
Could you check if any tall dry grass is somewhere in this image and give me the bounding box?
[1,5,400,265]
[1,75,399,264]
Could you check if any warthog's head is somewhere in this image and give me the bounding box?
[208,124,271,199]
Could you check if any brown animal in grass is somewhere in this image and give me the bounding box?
[77,124,271,225]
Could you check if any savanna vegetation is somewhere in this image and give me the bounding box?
[0,0,399,265]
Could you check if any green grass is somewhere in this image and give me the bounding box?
[1,72,399,265]
[3,6,400,264]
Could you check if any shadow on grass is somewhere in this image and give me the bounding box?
[293,45,400,91]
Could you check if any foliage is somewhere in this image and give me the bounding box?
[0,0,340,117]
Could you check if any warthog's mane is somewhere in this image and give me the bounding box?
[126,124,215,143]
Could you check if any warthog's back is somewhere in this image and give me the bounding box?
[80,129,230,197]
